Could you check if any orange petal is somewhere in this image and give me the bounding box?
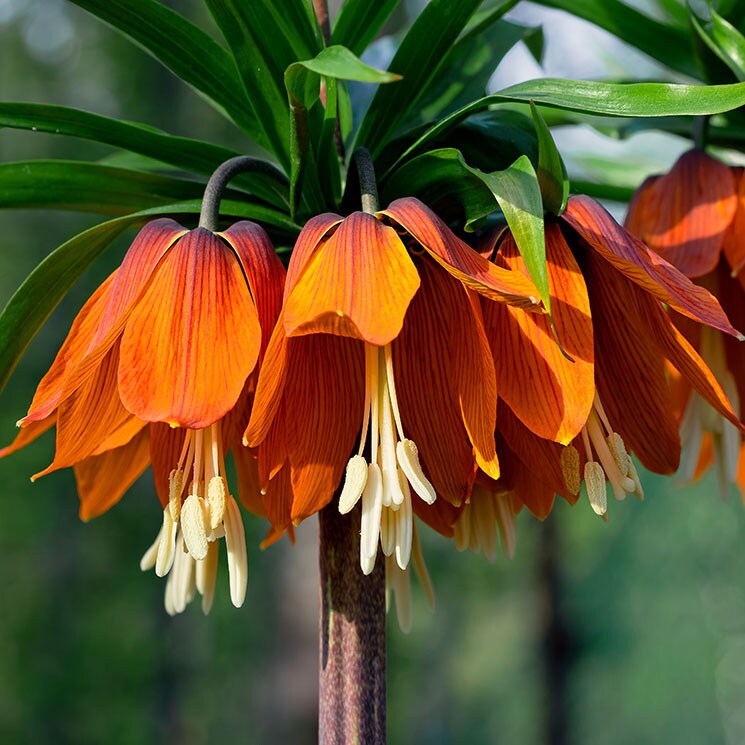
[75,428,150,521]
[261,463,293,534]
[244,313,289,448]
[723,167,745,278]
[584,251,680,474]
[22,273,116,424]
[33,344,132,478]
[497,402,575,502]
[413,498,462,538]
[285,212,343,295]
[380,197,542,310]
[149,423,186,507]
[393,261,477,506]
[716,262,745,420]
[118,228,260,428]
[430,266,500,478]
[231,442,266,516]
[36,220,187,422]
[283,212,420,345]
[91,416,147,456]
[218,221,286,359]
[565,195,742,338]
[283,334,365,523]
[737,446,745,502]
[0,415,54,458]
[488,223,594,444]
[625,150,736,277]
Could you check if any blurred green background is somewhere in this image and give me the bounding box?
[2,2,745,744]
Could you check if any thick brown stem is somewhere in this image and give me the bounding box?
[319,503,386,745]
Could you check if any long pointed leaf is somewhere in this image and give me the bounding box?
[330,0,400,55]
[206,0,323,170]
[69,0,261,141]
[0,103,289,209]
[355,0,483,157]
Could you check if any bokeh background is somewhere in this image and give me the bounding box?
[1,1,745,743]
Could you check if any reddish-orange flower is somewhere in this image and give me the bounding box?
[245,196,542,601]
[626,150,745,497]
[1,219,286,613]
[479,194,743,521]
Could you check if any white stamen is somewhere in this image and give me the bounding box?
[197,540,219,615]
[338,455,368,514]
[585,461,608,519]
[360,463,383,566]
[394,485,413,570]
[180,493,209,561]
[494,492,516,560]
[224,495,248,608]
[155,507,178,577]
[396,439,436,504]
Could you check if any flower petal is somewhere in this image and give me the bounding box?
[487,224,594,444]
[33,220,187,421]
[0,415,54,458]
[33,343,132,478]
[380,197,542,310]
[413,499,462,538]
[583,251,680,474]
[283,334,365,523]
[232,443,266,517]
[723,167,745,278]
[393,261,477,506]
[625,150,736,277]
[218,221,286,359]
[119,228,261,428]
[498,439,557,519]
[22,272,116,424]
[565,194,742,338]
[285,212,343,295]
[284,212,420,345]
[75,428,150,521]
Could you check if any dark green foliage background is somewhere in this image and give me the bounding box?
[1,3,744,744]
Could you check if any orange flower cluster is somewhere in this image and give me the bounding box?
[3,189,742,625]
[626,149,745,498]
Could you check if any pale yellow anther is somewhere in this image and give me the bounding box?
[338,455,368,514]
[453,509,470,552]
[628,458,644,500]
[196,540,219,615]
[560,445,581,496]
[224,495,248,608]
[155,507,178,577]
[396,439,436,504]
[168,469,184,521]
[361,463,384,565]
[380,507,396,557]
[181,494,209,561]
[607,433,631,476]
[207,476,227,530]
[140,529,161,572]
[584,461,608,519]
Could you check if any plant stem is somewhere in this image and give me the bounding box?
[318,503,387,745]
[352,147,380,215]
[198,156,289,231]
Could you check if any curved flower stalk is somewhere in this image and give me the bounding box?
[245,196,542,592]
[0,218,286,614]
[626,149,745,497]
[480,194,743,521]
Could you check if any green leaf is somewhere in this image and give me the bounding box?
[0,201,298,394]
[294,45,402,83]
[482,156,550,314]
[0,161,212,215]
[385,79,745,176]
[532,0,697,77]
[412,20,542,125]
[690,5,745,82]
[206,0,323,170]
[331,0,400,56]
[0,103,289,209]
[382,148,549,311]
[355,0,484,157]
[285,46,399,217]
[530,102,568,215]
[68,0,260,140]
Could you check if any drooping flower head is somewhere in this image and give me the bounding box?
[1,218,286,614]
[626,149,745,497]
[245,196,542,625]
[477,194,743,522]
